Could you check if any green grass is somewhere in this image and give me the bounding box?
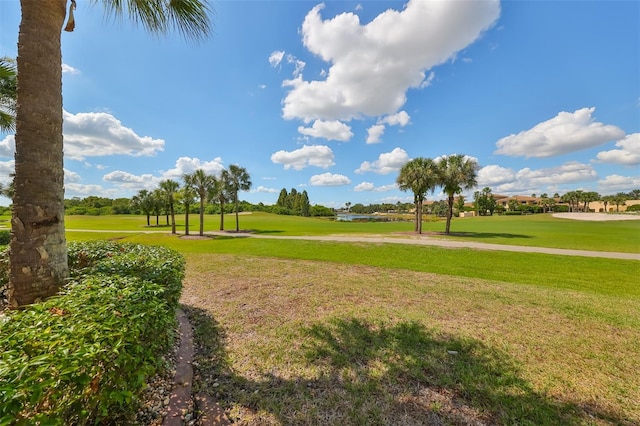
[57,212,640,253]
[4,212,638,424]
[181,253,640,425]
[1,211,632,252]
[118,233,639,299]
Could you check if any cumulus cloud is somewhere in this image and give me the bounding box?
[0,135,14,158]
[64,168,82,183]
[65,183,110,197]
[598,174,640,193]
[271,144,335,170]
[494,107,625,158]
[354,181,375,191]
[161,156,225,180]
[354,181,397,192]
[595,133,640,166]
[298,120,353,141]
[287,54,306,78]
[477,164,516,187]
[483,161,598,194]
[62,64,80,75]
[380,111,410,127]
[103,170,160,190]
[0,160,14,183]
[269,51,285,67]
[281,0,500,121]
[254,186,279,193]
[366,124,385,144]
[63,111,165,160]
[355,147,410,174]
[309,172,351,186]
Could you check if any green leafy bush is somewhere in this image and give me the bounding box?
[0,231,9,246]
[625,204,640,212]
[504,211,522,215]
[0,241,185,425]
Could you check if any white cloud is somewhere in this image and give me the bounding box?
[103,170,160,190]
[355,147,410,175]
[380,111,410,127]
[485,162,598,195]
[595,133,640,166]
[298,120,353,141]
[281,0,500,121]
[254,186,279,193]
[495,107,625,158]
[366,124,385,144]
[161,156,225,180]
[477,164,516,187]
[309,172,351,186]
[354,181,375,191]
[355,181,397,192]
[0,160,14,183]
[598,174,640,193]
[271,144,335,170]
[64,168,82,183]
[62,64,80,75]
[269,51,285,67]
[63,110,165,161]
[419,71,435,88]
[65,183,110,197]
[286,54,306,78]
[0,135,14,158]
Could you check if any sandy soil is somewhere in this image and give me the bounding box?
[552,212,640,221]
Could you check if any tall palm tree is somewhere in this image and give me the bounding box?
[396,157,437,234]
[9,1,211,307]
[214,168,232,231]
[0,57,17,133]
[228,164,252,232]
[131,189,154,226]
[178,181,197,236]
[159,179,180,234]
[184,169,215,236]
[436,154,479,234]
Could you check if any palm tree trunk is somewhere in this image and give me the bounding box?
[445,195,454,234]
[199,199,205,236]
[9,0,68,307]
[219,199,225,231]
[235,197,240,231]
[185,206,190,236]
[170,205,176,234]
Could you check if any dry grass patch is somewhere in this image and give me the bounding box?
[182,253,639,425]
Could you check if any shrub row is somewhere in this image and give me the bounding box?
[0,241,185,425]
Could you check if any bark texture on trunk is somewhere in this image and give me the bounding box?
[9,0,69,307]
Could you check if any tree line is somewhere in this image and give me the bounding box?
[129,165,252,236]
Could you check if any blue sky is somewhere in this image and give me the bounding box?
[0,0,638,208]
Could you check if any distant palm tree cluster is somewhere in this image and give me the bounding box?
[131,165,251,236]
[396,154,479,234]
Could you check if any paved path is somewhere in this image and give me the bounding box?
[65,229,640,261]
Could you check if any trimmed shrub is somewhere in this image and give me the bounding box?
[0,241,185,425]
[0,231,9,246]
[504,211,523,215]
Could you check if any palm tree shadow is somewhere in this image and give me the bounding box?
[182,308,627,425]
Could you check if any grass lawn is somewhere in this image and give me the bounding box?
[47,211,640,253]
[100,227,639,425]
[4,212,637,424]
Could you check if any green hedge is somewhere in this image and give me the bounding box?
[0,241,185,425]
